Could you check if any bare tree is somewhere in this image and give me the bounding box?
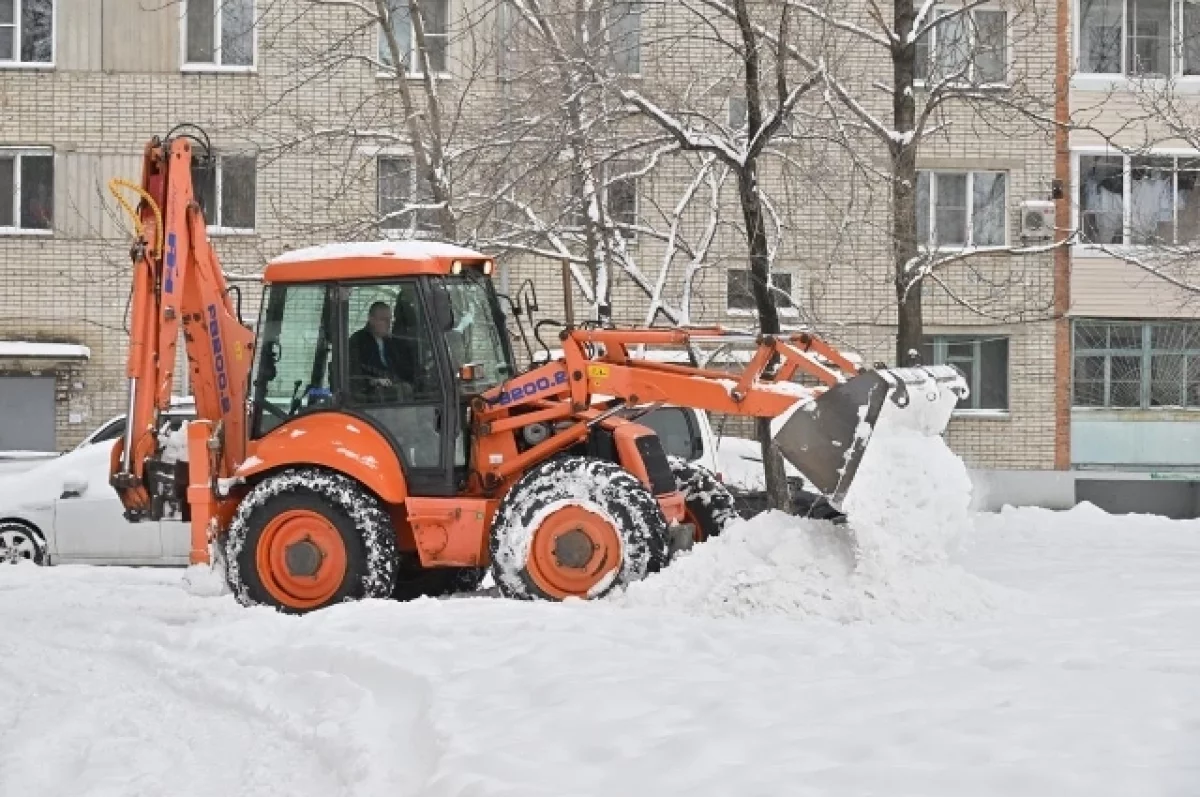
[690,0,1064,365]
[587,0,831,509]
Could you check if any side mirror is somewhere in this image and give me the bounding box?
[60,477,88,499]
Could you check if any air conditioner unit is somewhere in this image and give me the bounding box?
[1020,199,1055,241]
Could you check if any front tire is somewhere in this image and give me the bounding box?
[489,456,669,601]
[224,467,398,613]
[668,457,740,543]
[0,520,46,565]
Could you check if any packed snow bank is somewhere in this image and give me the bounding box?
[5,506,1200,796]
[616,399,1007,622]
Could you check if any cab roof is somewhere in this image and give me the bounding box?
[262,240,493,284]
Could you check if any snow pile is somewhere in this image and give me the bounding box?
[0,439,118,509]
[182,559,230,597]
[614,400,1008,623]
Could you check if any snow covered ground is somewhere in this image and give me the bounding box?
[3,415,1199,795]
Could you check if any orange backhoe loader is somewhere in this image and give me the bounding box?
[108,128,968,612]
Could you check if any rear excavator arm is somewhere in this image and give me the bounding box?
[109,132,255,523]
[473,327,968,507]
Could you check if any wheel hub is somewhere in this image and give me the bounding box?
[284,538,324,577]
[552,528,597,569]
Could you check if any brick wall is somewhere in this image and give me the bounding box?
[0,0,1061,469]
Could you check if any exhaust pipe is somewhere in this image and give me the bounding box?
[769,365,968,509]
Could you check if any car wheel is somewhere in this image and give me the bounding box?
[0,521,47,565]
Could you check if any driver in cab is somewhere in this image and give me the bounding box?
[349,301,415,403]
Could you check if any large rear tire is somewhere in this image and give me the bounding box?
[668,457,740,543]
[224,467,398,613]
[489,456,669,601]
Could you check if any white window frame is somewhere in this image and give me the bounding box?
[913,4,1012,89]
[724,268,799,317]
[1072,146,1200,250]
[923,333,1011,415]
[607,166,639,243]
[194,153,257,235]
[1073,0,1200,88]
[376,153,439,238]
[376,0,452,80]
[0,0,55,69]
[180,0,257,73]
[0,146,54,236]
[600,0,641,77]
[917,169,1009,250]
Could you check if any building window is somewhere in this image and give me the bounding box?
[0,0,52,64]
[921,335,1009,410]
[569,164,638,240]
[184,0,254,67]
[378,155,438,235]
[379,0,449,76]
[0,148,54,232]
[728,95,747,129]
[191,154,256,231]
[726,269,793,312]
[608,171,637,240]
[1079,0,1200,76]
[917,170,1007,247]
[1073,320,1200,408]
[1078,153,1200,245]
[914,6,1008,84]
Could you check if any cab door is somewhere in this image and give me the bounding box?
[338,280,459,496]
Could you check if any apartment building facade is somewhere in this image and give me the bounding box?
[11,0,1182,513]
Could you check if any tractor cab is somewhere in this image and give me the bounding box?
[246,242,515,496]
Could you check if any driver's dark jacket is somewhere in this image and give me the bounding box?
[348,326,416,401]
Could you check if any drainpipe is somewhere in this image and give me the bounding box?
[1053,0,1073,470]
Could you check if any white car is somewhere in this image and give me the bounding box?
[0,438,193,566]
[0,401,726,566]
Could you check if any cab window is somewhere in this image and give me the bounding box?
[638,407,702,461]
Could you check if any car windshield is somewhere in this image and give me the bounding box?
[433,274,513,394]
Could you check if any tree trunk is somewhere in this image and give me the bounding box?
[738,163,790,511]
[893,0,921,365]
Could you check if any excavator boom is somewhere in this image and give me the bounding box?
[109,131,255,522]
[475,326,967,508]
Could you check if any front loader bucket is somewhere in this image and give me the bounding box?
[769,365,968,509]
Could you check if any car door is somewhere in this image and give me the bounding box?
[52,443,163,563]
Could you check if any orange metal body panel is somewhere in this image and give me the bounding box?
[262,254,492,284]
[185,419,216,566]
[111,137,254,519]
[403,497,496,567]
[238,414,409,504]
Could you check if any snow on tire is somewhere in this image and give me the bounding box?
[668,456,740,542]
[489,456,669,601]
[223,466,398,613]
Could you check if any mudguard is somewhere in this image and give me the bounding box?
[234,413,408,504]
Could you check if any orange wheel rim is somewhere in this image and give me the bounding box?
[255,509,347,609]
[526,505,622,599]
